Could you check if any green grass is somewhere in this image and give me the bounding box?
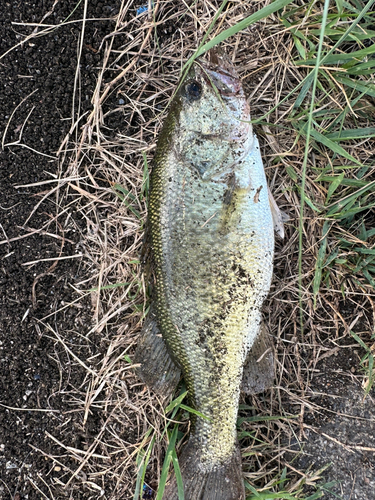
[270,0,375,333]
[133,388,189,500]
[113,183,142,219]
[350,329,375,394]
[283,0,375,388]
[281,0,375,297]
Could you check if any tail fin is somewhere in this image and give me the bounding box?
[163,439,245,500]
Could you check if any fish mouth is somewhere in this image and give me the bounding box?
[199,48,243,97]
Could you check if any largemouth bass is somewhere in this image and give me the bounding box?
[135,49,280,500]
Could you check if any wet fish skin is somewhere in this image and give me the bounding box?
[137,50,274,499]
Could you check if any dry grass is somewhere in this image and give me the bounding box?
[18,0,375,498]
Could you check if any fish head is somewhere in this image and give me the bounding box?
[173,49,253,179]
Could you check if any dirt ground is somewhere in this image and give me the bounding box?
[0,2,119,498]
[0,1,374,500]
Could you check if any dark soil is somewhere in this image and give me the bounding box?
[290,349,375,500]
[0,2,120,499]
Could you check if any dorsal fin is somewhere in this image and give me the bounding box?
[268,185,288,239]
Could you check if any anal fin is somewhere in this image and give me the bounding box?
[241,323,275,395]
[134,307,181,398]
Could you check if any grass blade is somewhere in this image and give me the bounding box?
[191,0,295,61]
[296,42,375,65]
[308,128,362,166]
[294,73,314,108]
[156,424,179,500]
[326,173,345,203]
[335,75,375,98]
[171,449,184,500]
[134,431,155,500]
[326,127,375,141]
[179,403,210,421]
[165,391,188,413]
[298,0,331,337]
[326,181,375,216]
[312,221,331,308]
[113,183,141,219]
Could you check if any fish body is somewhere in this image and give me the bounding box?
[136,50,275,500]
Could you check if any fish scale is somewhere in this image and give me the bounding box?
[135,49,275,500]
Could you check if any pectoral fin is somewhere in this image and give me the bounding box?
[134,307,181,398]
[241,323,275,395]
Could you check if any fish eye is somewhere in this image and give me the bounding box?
[186,80,202,100]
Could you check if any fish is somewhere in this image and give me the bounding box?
[135,48,282,500]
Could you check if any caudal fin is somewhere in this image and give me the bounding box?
[163,439,245,500]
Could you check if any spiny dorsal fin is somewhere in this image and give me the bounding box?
[268,185,288,239]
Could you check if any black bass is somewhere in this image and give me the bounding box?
[135,49,280,500]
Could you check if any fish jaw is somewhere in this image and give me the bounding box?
[201,50,243,95]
